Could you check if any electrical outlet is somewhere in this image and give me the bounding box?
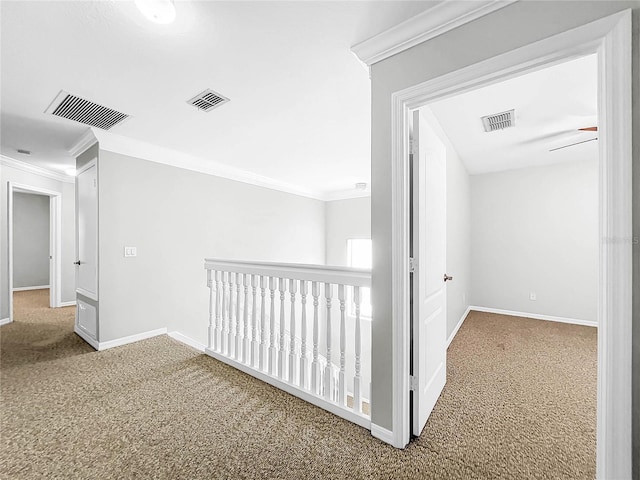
[529,292,537,301]
[124,246,137,257]
[462,293,466,303]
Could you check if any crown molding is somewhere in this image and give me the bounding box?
[69,129,98,158]
[351,0,518,67]
[322,189,371,202]
[91,129,329,201]
[0,155,74,183]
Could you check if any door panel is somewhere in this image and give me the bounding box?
[412,110,447,437]
[76,163,98,300]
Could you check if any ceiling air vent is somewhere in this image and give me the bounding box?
[45,91,130,130]
[481,109,515,132]
[187,89,229,112]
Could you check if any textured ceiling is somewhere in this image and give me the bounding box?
[427,54,598,175]
[1,0,437,197]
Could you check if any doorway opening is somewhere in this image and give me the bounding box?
[408,53,600,476]
[389,11,632,478]
[8,183,63,321]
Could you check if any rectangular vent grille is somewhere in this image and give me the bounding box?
[481,109,515,132]
[187,89,229,112]
[47,91,129,130]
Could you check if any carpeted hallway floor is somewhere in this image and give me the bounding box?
[1,290,596,479]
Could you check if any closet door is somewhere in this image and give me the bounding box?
[76,161,98,300]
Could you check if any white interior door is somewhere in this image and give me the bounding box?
[411,109,447,436]
[76,162,98,300]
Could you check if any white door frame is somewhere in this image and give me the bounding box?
[389,10,632,479]
[7,182,63,321]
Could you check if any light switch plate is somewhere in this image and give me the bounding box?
[124,246,137,257]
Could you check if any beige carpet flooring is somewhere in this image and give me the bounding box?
[1,290,596,479]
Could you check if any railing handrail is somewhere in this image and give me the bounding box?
[204,258,371,288]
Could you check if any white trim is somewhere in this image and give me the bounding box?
[97,328,167,351]
[388,11,632,477]
[205,347,371,430]
[74,325,99,350]
[12,285,50,292]
[92,129,328,201]
[371,423,395,444]
[322,190,371,202]
[59,301,76,307]
[1,155,74,183]
[69,129,98,158]
[167,331,206,352]
[469,306,597,328]
[595,11,633,479]
[8,183,64,321]
[0,318,12,326]
[87,128,364,202]
[350,1,517,67]
[447,306,471,348]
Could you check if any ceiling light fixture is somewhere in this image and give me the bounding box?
[134,0,176,24]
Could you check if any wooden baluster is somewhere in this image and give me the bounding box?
[251,275,259,367]
[268,277,277,375]
[288,279,297,384]
[228,272,235,357]
[235,273,243,360]
[278,278,286,379]
[242,274,250,364]
[259,276,267,371]
[220,272,228,354]
[207,269,214,350]
[324,282,333,401]
[353,286,362,414]
[214,271,223,352]
[338,284,347,405]
[311,281,320,394]
[299,280,308,390]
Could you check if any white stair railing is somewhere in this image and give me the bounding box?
[205,258,371,428]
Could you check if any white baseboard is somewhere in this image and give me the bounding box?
[98,328,168,351]
[447,306,471,348]
[59,301,77,307]
[13,285,49,292]
[371,423,394,445]
[74,325,99,350]
[469,306,597,328]
[0,317,12,326]
[167,331,206,352]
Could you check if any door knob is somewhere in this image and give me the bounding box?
[74,260,81,265]
[444,274,453,282]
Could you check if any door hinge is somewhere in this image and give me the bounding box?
[409,375,418,391]
[409,257,415,273]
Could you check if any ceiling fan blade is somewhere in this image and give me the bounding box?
[549,137,598,152]
[578,126,598,131]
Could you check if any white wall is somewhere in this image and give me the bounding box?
[97,150,326,343]
[420,107,471,340]
[325,197,371,266]
[471,158,598,321]
[13,192,50,288]
[0,162,76,319]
